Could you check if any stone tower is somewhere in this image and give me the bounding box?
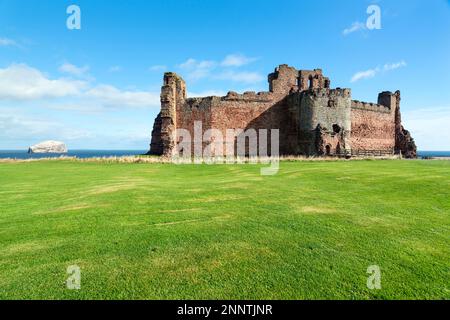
[150,72,186,156]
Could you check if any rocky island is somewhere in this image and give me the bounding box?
[28,141,68,154]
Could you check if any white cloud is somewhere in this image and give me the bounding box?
[0,63,160,110]
[221,54,258,67]
[179,59,216,70]
[59,63,90,77]
[187,90,226,98]
[383,61,407,71]
[0,37,17,47]
[343,22,366,36]
[85,84,160,108]
[0,64,87,100]
[351,69,378,82]
[350,61,407,83]
[178,58,217,80]
[215,71,264,83]
[403,107,450,150]
[149,65,167,72]
[177,55,262,83]
[108,66,122,73]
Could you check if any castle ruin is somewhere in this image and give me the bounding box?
[148,64,417,158]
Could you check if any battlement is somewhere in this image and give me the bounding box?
[185,97,218,110]
[351,100,392,113]
[222,91,273,102]
[301,88,351,99]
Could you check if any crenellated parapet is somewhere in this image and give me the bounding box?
[351,100,392,114]
[301,88,351,99]
[222,91,274,103]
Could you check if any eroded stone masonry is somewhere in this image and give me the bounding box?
[149,64,417,158]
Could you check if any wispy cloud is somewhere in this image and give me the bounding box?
[342,22,366,36]
[108,65,122,73]
[178,58,217,80]
[0,37,17,47]
[221,54,259,67]
[179,59,216,70]
[383,61,407,71]
[149,65,167,72]
[177,54,262,83]
[215,71,264,83]
[85,84,160,108]
[350,69,378,82]
[187,90,227,98]
[59,62,90,78]
[350,60,407,83]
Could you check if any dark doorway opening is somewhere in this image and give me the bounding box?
[332,124,341,134]
[325,145,331,156]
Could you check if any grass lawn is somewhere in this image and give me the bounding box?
[0,160,449,300]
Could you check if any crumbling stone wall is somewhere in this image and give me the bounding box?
[148,113,162,155]
[350,98,396,154]
[155,72,187,157]
[298,69,330,91]
[350,91,417,158]
[148,64,417,158]
[392,91,417,158]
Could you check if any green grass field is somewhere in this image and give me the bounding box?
[0,160,449,300]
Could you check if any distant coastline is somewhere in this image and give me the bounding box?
[0,150,449,160]
[0,150,147,160]
[417,151,450,159]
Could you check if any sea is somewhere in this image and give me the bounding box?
[0,150,148,160]
[0,150,449,160]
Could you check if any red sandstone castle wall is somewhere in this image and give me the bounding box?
[175,92,294,155]
[210,98,293,155]
[149,65,417,158]
[350,101,396,152]
[172,65,303,155]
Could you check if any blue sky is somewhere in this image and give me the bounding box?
[0,0,449,150]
